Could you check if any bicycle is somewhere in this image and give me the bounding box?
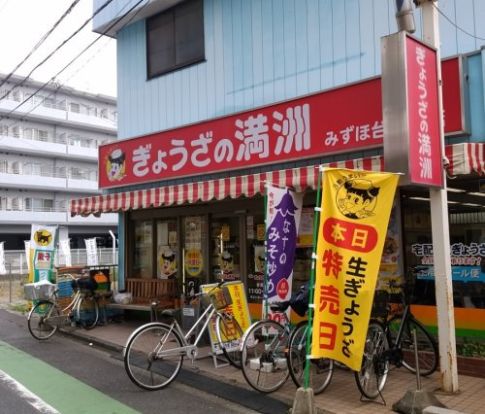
[26,274,100,340]
[123,280,245,391]
[240,298,334,394]
[355,280,439,400]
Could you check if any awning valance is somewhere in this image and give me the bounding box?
[70,155,384,217]
[445,142,485,176]
[70,143,484,217]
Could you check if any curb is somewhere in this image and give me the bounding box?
[62,327,293,414]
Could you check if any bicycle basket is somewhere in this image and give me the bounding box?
[24,281,56,301]
[71,277,98,293]
[208,286,232,310]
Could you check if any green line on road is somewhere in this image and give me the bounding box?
[0,340,140,414]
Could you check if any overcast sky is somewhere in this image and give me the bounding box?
[0,0,117,97]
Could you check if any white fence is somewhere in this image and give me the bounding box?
[1,248,118,275]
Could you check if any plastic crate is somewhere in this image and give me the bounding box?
[24,281,56,301]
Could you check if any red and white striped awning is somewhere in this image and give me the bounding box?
[70,155,384,217]
[70,143,484,217]
[445,142,485,176]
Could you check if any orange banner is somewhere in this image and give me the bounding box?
[311,168,399,370]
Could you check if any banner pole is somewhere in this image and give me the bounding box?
[303,167,323,389]
[263,183,269,319]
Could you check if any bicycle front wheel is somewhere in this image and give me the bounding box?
[355,321,389,400]
[28,301,59,340]
[215,312,244,368]
[124,323,184,391]
[76,294,99,330]
[388,315,438,376]
[287,321,334,395]
[240,319,289,393]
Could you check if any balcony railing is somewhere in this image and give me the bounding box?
[1,248,119,276]
[0,131,115,149]
[0,204,67,213]
[0,167,98,181]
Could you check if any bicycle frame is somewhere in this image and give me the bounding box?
[388,304,411,349]
[151,302,219,361]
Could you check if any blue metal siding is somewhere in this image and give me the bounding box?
[467,51,485,142]
[114,0,485,140]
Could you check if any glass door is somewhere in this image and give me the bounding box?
[156,219,179,280]
[210,215,241,282]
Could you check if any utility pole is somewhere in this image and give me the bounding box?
[415,0,459,393]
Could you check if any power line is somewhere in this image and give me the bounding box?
[0,0,81,91]
[0,0,147,126]
[0,0,115,104]
[433,2,485,42]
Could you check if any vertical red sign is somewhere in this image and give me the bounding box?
[406,36,443,187]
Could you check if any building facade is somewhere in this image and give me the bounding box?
[0,73,118,250]
[81,0,485,340]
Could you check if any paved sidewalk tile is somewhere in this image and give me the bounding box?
[68,319,485,414]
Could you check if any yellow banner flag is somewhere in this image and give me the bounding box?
[311,168,399,371]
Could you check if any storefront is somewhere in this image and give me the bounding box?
[71,56,485,337]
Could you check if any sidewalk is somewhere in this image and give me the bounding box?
[64,317,485,414]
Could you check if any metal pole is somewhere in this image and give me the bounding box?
[412,328,422,391]
[418,0,459,392]
[109,230,117,265]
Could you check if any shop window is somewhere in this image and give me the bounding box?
[210,216,240,282]
[146,0,205,78]
[156,219,179,280]
[402,194,485,310]
[133,220,153,279]
[246,214,266,305]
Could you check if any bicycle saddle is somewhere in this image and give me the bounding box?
[269,301,290,312]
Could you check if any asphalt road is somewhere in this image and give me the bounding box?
[0,309,288,414]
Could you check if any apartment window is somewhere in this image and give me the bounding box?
[146,0,204,78]
[12,90,22,102]
[11,197,20,210]
[0,124,8,136]
[43,97,55,108]
[24,128,49,141]
[70,167,84,179]
[69,102,80,113]
[12,126,21,138]
[25,198,54,211]
[38,130,49,141]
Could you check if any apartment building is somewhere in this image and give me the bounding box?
[0,73,118,250]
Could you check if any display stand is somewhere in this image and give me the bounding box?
[200,280,252,369]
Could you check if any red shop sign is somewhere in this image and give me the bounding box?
[99,55,463,189]
[406,35,443,187]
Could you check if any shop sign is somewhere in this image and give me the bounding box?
[412,242,485,282]
[201,281,251,354]
[29,224,58,283]
[382,32,443,187]
[311,168,399,371]
[247,245,266,303]
[264,185,303,324]
[184,248,203,277]
[98,58,462,189]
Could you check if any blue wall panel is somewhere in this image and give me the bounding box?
[115,0,485,141]
[467,51,485,142]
